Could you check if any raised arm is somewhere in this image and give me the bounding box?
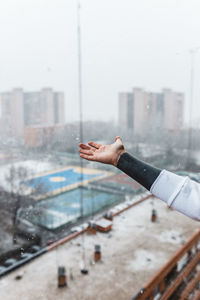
[79,136,161,190]
[79,137,200,221]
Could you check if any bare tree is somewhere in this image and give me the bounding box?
[5,165,47,244]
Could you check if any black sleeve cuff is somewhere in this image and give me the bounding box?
[117,152,161,191]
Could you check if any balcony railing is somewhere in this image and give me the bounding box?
[132,229,200,300]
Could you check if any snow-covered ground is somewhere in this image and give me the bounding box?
[0,196,199,300]
[0,160,55,193]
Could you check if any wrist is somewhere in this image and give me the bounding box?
[113,149,126,167]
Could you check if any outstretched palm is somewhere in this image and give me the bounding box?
[79,136,126,166]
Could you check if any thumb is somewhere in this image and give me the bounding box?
[115,136,123,143]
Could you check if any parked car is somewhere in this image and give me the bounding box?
[4,258,17,267]
[20,252,32,260]
[0,266,7,273]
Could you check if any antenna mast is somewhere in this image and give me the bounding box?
[77,0,87,271]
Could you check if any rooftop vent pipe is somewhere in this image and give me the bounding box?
[58,266,67,288]
[94,244,101,262]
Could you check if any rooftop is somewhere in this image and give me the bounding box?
[0,195,199,300]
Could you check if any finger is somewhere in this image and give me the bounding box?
[80,153,95,161]
[88,141,101,149]
[115,136,121,142]
[79,143,91,150]
[79,149,94,155]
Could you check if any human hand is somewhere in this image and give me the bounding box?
[79,136,126,166]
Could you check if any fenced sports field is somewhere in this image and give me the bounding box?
[21,166,122,230]
[25,166,112,200]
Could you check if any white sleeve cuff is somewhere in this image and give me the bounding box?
[150,169,188,207]
[150,169,200,221]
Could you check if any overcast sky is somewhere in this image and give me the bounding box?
[0,0,200,124]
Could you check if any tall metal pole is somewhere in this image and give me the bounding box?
[187,48,199,168]
[77,0,83,146]
[77,0,86,269]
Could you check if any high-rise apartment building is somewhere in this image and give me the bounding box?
[118,88,184,135]
[162,88,184,131]
[0,88,65,138]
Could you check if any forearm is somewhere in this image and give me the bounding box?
[117,152,200,221]
[117,152,161,190]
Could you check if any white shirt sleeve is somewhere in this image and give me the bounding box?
[150,170,200,221]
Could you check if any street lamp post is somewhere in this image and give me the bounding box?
[187,47,199,169]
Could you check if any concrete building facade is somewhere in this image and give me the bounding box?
[0,88,65,139]
[162,88,184,131]
[118,88,184,135]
